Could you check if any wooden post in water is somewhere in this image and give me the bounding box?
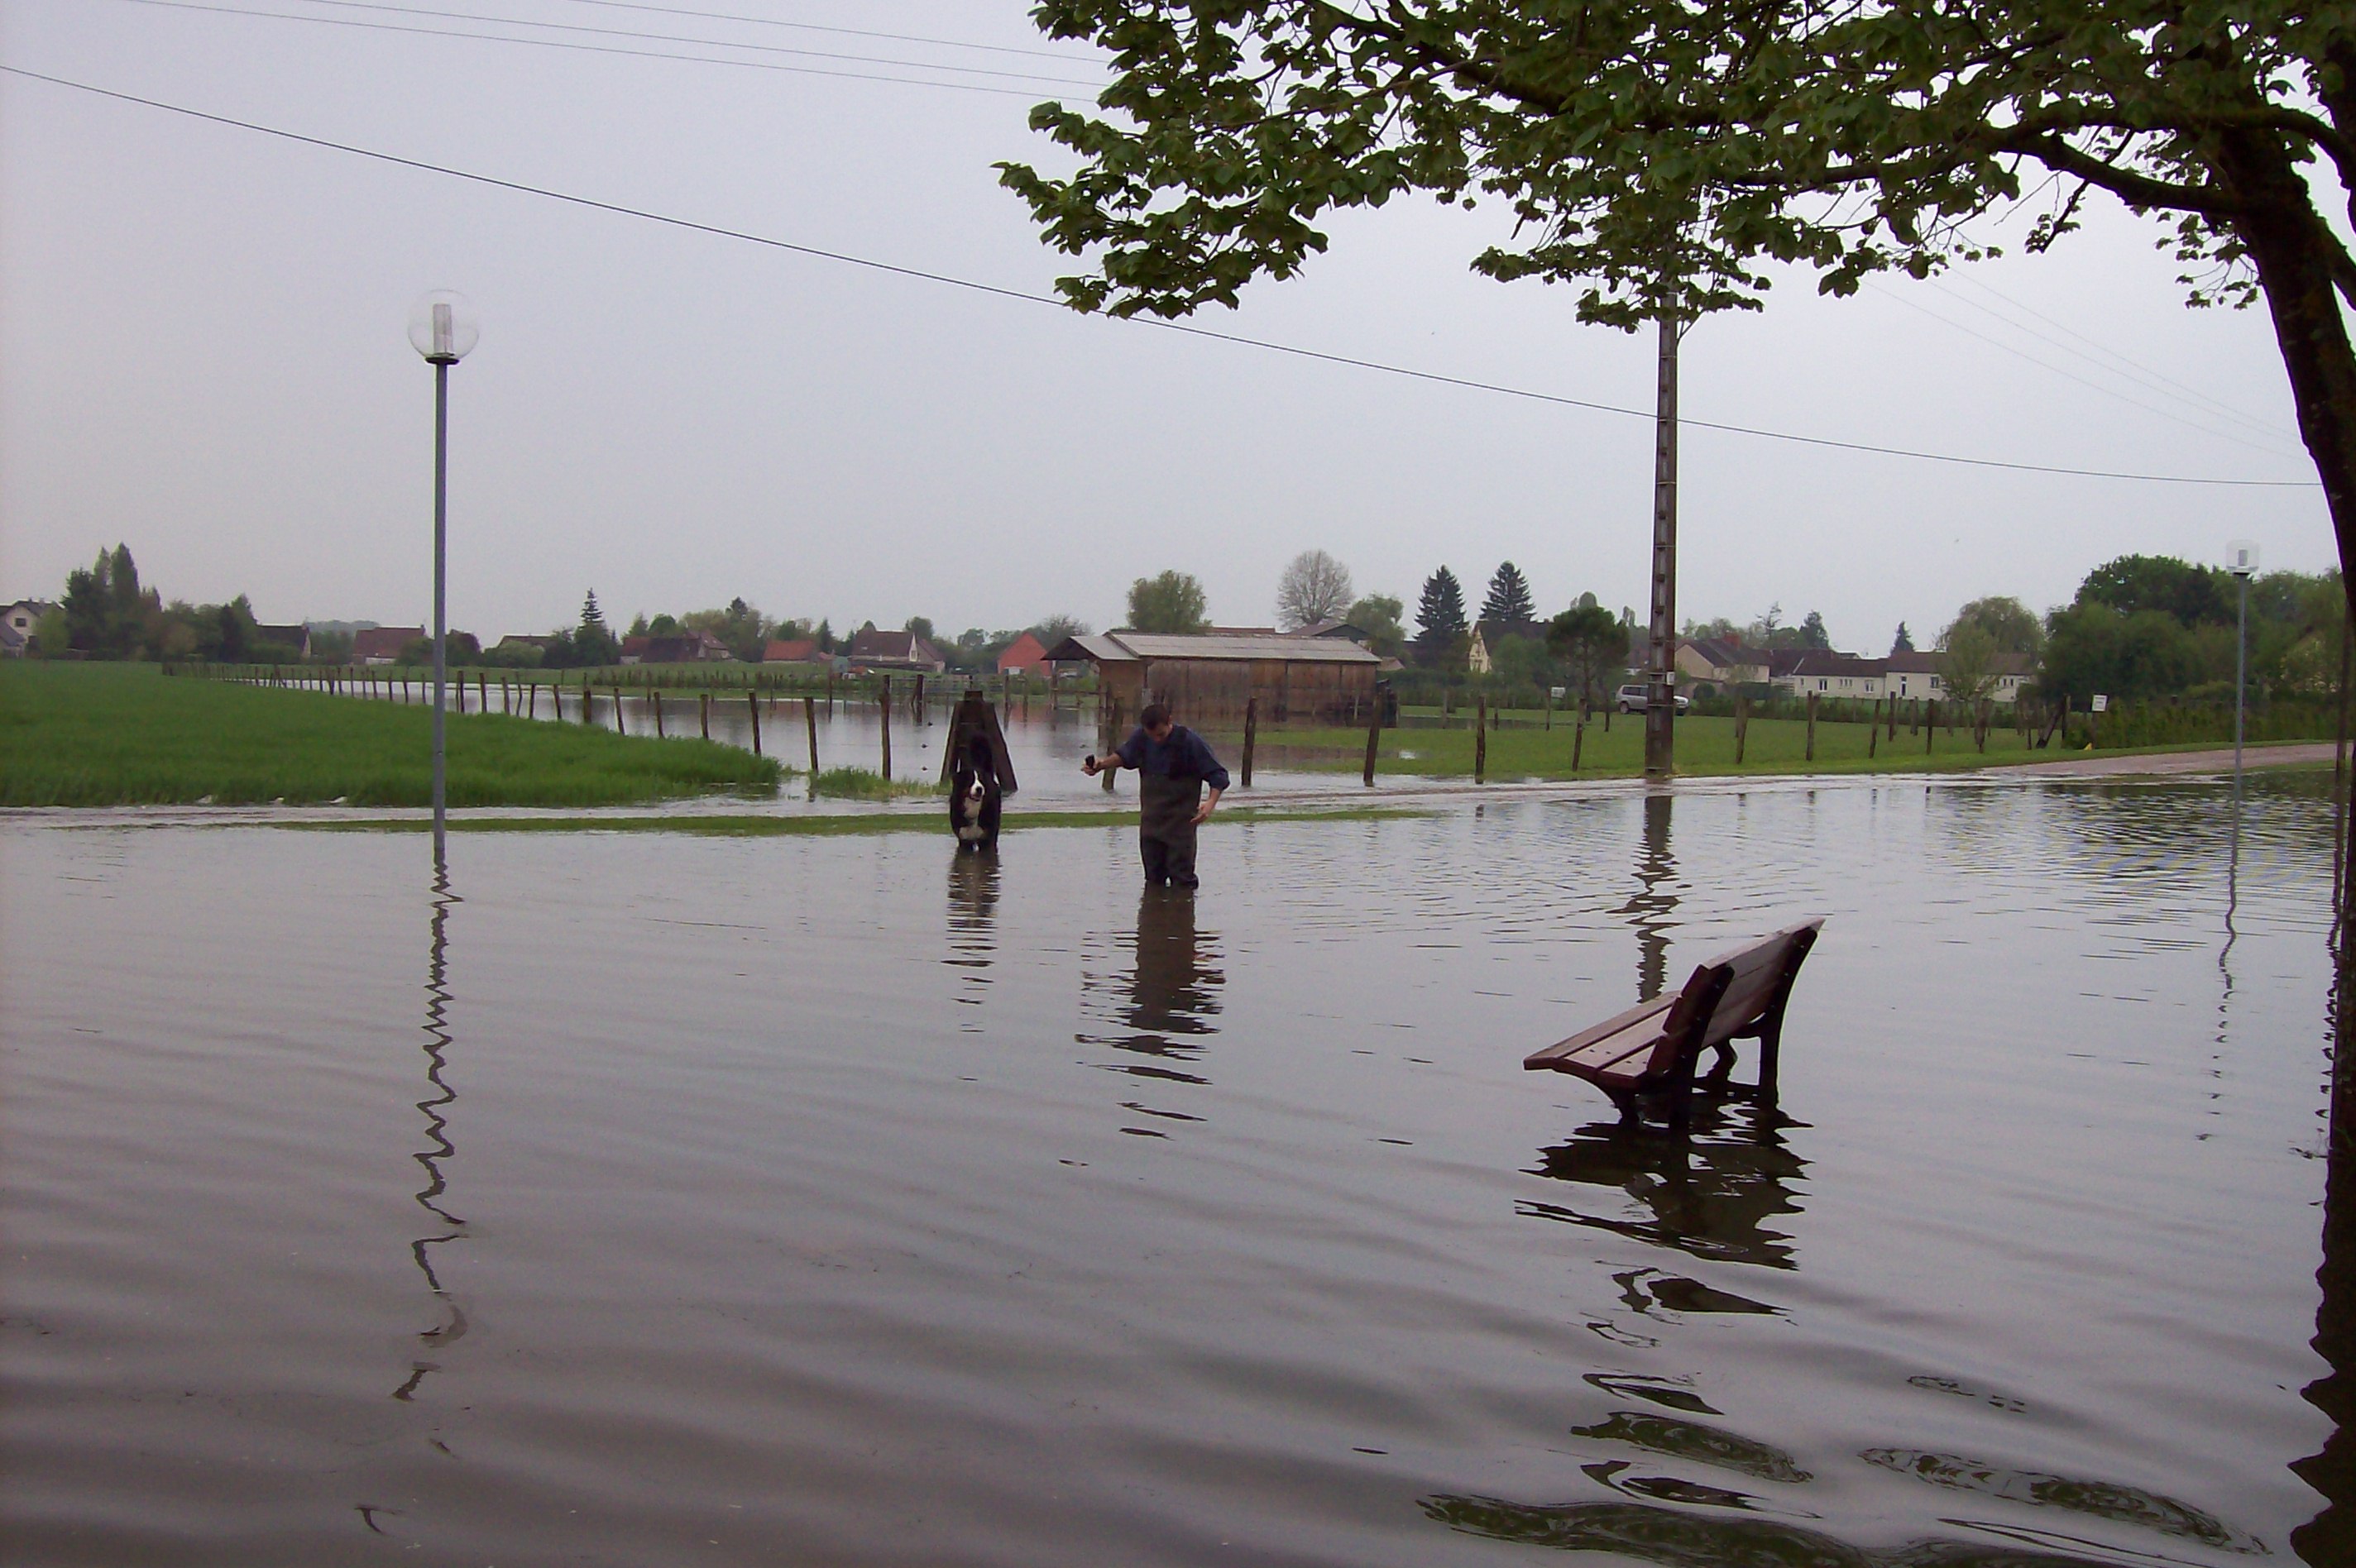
[1241,696,1257,789]
[1804,692,1817,762]
[747,691,762,757]
[1474,697,1488,784]
[653,689,665,739]
[613,688,626,735]
[479,673,488,713]
[1362,698,1381,786]
[913,672,925,722]
[804,695,820,777]
[1734,696,1747,766]
[699,691,711,740]
[879,681,891,777]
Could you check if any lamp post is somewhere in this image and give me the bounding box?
[409,291,479,863]
[2228,539,2259,818]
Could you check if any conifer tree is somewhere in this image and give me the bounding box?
[1480,562,1535,625]
[1416,567,1468,652]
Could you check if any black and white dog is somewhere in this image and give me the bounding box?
[950,734,1003,851]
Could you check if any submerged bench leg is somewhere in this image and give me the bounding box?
[1758,1015,1784,1094]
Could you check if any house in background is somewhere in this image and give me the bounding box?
[1774,652,1888,701]
[1881,650,2034,705]
[996,631,1050,676]
[1466,619,1546,675]
[495,633,562,659]
[1674,638,1780,692]
[762,638,827,667]
[845,628,946,673]
[620,630,732,665]
[1,600,57,657]
[352,626,424,665]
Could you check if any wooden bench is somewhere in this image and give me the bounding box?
[1524,920,1824,1128]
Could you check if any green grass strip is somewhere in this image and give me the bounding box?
[2,662,781,806]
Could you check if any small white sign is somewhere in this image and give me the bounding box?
[2090,694,2109,713]
[1549,686,1567,700]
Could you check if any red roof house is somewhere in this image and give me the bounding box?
[996,632,1049,676]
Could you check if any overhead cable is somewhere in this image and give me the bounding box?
[0,65,2321,490]
[547,0,1106,64]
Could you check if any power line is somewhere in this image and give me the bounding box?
[273,0,1112,86]
[547,0,1105,65]
[1863,280,2300,457]
[113,0,1082,96]
[0,65,2323,490]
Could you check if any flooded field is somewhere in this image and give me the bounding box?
[2,774,2347,1565]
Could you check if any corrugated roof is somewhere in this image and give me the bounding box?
[1105,633,1381,664]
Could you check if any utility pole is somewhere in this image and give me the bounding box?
[1645,314,1680,777]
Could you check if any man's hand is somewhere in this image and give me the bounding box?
[1081,754,1102,777]
[1192,789,1221,826]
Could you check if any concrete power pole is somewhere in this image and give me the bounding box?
[1645,314,1680,778]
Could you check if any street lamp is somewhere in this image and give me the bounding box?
[2229,538,2260,816]
[409,291,479,863]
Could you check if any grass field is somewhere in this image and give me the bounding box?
[1251,709,2283,780]
[2,663,782,806]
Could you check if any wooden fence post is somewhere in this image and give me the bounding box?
[1925,700,1937,754]
[1868,698,1879,759]
[613,688,626,736]
[699,691,710,739]
[913,672,925,722]
[1805,692,1817,762]
[1241,696,1257,789]
[804,695,820,777]
[879,681,890,777]
[1362,696,1382,786]
[1734,696,1748,766]
[1572,715,1585,772]
[748,691,762,756]
[653,689,665,739]
[1475,696,1488,784]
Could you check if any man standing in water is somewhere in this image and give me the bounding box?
[1082,703,1230,889]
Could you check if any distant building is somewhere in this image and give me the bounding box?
[995,631,1050,676]
[1466,619,1546,675]
[495,633,562,657]
[1,600,57,657]
[845,628,946,673]
[620,630,732,665]
[1044,629,1382,723]
[251,623,312,658]
[352,626,424,666]
[762,638,826,666]
[1292,619,1372,644]
[1769,649,2034,705]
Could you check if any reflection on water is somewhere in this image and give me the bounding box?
[397,867,467,1401]
[943,850,998,1025]
[2296,959,2356,1561]
[1861,1447,2262,1554]
[1522,1099,1807,1270]
[1420,1494,2124,1566]
[1626,791,1678,1003]
[1078,887,1223,1135]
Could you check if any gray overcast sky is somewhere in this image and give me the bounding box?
[0,0,2337,653]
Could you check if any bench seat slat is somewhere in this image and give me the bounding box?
[1523,996,1674,1073]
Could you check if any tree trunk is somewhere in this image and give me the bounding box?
[2220,130,2356,627]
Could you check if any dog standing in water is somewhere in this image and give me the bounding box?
[950,733,1003,850]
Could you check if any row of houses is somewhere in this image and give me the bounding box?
[1675,638,2033,704]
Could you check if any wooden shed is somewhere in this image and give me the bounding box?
[1044,632,1382,725]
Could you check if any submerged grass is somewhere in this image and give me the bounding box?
[1257,712,2322,781]
[2,663,783,806]
[291,805,1437,836]
[810,766,945,800]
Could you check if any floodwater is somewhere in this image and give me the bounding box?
[2,774,2348,1565]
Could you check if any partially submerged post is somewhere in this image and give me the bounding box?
[1362,691,1382,786]
[879,681,891,778]
[1475,696,1488,784]
[804,696,820,777]
[1241,696,1257,789]
[747,691,762,757]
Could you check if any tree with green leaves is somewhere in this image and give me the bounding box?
[1947,595,2047,657]
[2076,554,2231,625]
[1798,610,1831,650]
[1480,562,1536,625]
[1127,570,1210,633]
[1415,566,1468,657]
[61,543,160,658]
[1548,602,1632,711]
[1003,5,2356,607]
[1345,593,1406,657]
[1891,623,1915,655]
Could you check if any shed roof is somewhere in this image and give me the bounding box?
[1046,631,1380,665]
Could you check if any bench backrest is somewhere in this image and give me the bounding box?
[1654,920,1825,1065]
